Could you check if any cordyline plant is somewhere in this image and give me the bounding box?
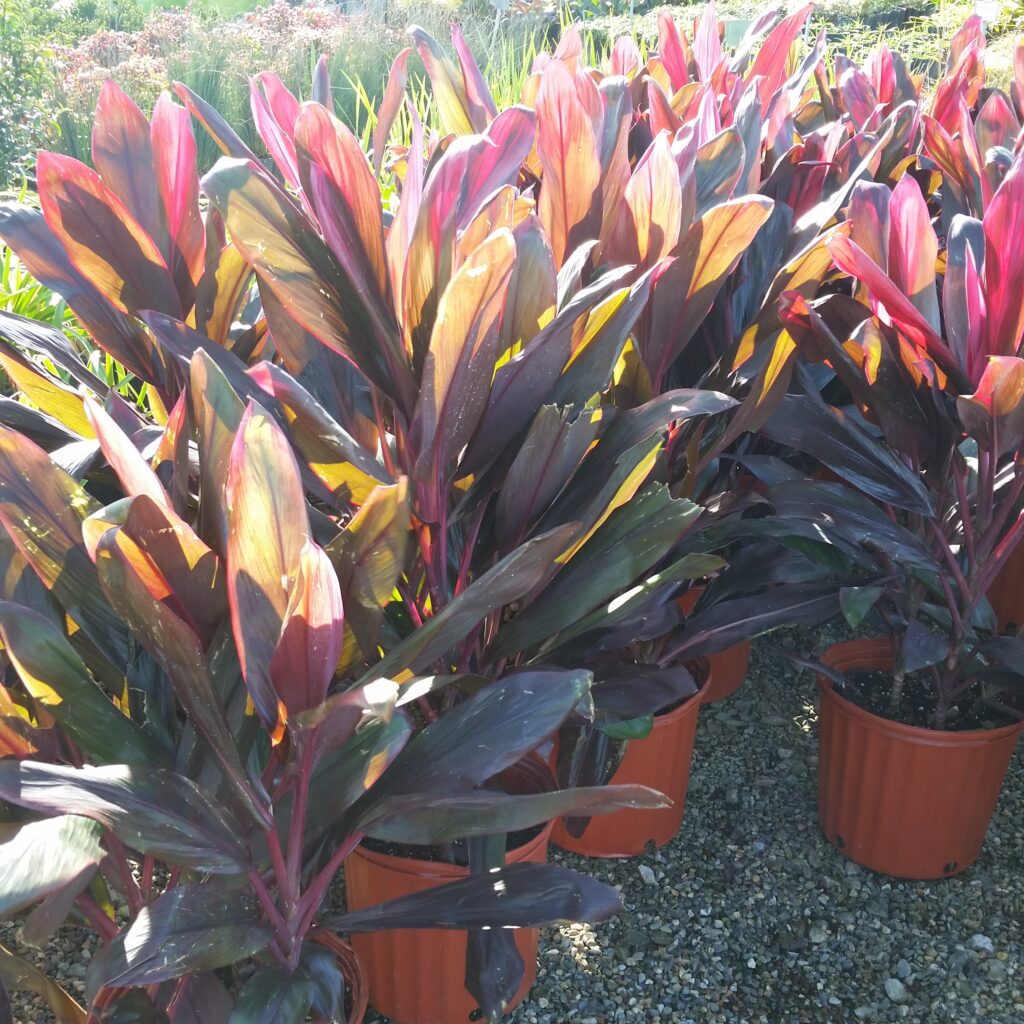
[773,129,1024,725]
[400,12,900,799]
[0,35,752,1024]
[0,13,906,834]
[0,373,678,1022]
[0,44,759,714]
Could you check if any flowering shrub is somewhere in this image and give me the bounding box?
[43,2,410,170]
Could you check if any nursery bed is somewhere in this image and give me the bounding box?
[4,629,1021,1024]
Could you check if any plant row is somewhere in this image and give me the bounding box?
[0,4,1023,1022]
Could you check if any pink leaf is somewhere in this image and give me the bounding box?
[748,3,814,106]
[693,1,723,83]
[452,24,497,130]
[373,47,413,178]
[658,13,690,92]
[610,37,641,78]
[92,80,167,255]
[250,77,301,190]
[536,61,601,267]
[606,133,682,270]
[270,541,343,716]
[828,235,955,369]
[983,153,1024,358]
[151,92,204,299]
[84,396,171,514]
[887,174,940,333]
[295,102,390,303]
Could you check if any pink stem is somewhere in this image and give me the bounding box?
[294,833,363,940]
[248,870,292,954]
[285,744,314,908]
[266,827,294,915]
[77,894,119,943]
[104,834,143,916]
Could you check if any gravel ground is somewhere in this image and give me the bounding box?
[504,631,1024,1024]
[4,630,1022,1023]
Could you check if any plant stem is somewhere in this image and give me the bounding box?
[973,511,1024,616]
[954,465,976,571]
[293,833,363,947]
[248,870,292,955]
[976,462,1024,564]
[165,976,191,1016]
[927,520,969,609]
[266,827,294,916]
[285,743,314,908]
[76,894,119,943]
[104,833,144,917]
[140,856,154,901]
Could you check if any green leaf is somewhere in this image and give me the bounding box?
[96,990,168,1023]
[496,405,602,551]
[298,713,412,853]
[0,815,104,918]
[543,552,724,655]
[93,530,268,827]
[0,601,166,765]
[410,230,516,521]
[201,158,412,410]
[839,585,885,628]
[225,402,312,730]
[365,783,668,844]
[327,480,409,670]
[189,349,246,555]
[0,762,251,873]
[0,424,129,669]
[327,862,621,932]
[354,670,591,832]
[491,485,699,658]
[228,966,313,1024]
[86,884,271,996]
[598,714,654,741]
[358,525,577,681]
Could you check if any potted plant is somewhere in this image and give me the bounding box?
[0,60,730,1020]
[394,13,892,859]
[774,126,1024,877]
[0,387,654,1022]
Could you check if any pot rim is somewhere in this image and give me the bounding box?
[308,928,369,1024]
[817,637,1024,745]
[352,818,554,880]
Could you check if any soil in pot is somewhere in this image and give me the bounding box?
[817,638,1024,880]
[551,659,710,858]
[344,758,554,1024]
[836,668,1019,731]
[676,590,749,701]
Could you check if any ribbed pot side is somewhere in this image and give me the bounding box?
[551,660,710,858]
[817,638,1023,879]
[344,822,552,1024]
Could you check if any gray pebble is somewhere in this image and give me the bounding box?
[884,977,908,1003]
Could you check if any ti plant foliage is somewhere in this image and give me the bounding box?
[2,4,1024,1021]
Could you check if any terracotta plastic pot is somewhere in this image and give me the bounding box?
[345,757,555,1024]
[817,638,1024,879]
[676,589,750,701]
[551,659,709,857]
[988,539,1024,633]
